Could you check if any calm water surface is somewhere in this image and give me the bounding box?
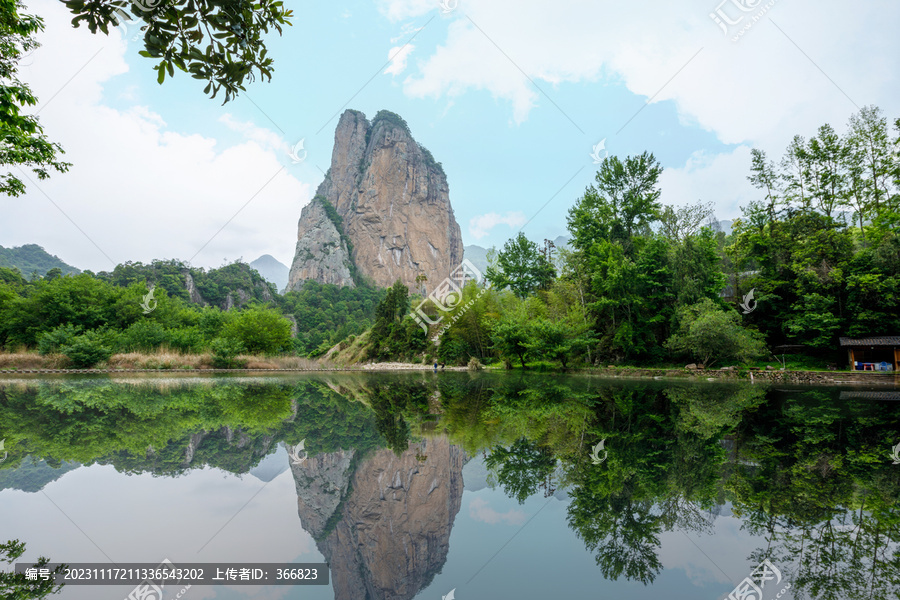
[1,372,898,600]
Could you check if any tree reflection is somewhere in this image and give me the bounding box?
[2,375,899,598]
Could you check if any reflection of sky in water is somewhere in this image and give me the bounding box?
[0,446,789,600]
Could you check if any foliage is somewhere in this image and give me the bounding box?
[366,280,427,361]
[0,245,80,278]
[485,438,556,503]
[59,329,116,368]
[280,280,382,356]
[0,1,70,197]
[665,299,766,367]
[0,540,66,599]
[485,232,556,298]
[222,306,291,354]
[727,105,900,351]
[62,0,293,103]
[210,336,247,368]
[36,323,81,355]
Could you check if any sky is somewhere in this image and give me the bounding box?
[2,0,899,272]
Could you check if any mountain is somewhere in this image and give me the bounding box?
[0,456,81,493]
[0,244,80,278]
[250,254,289,293]
[290,437,466,600]
[463,244,490,275]
[287,110,464,292]
[97,260,275,310]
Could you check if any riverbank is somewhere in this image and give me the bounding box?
[0,352,895,384]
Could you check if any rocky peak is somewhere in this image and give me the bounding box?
[292,437,467,600]
[287,110,464,292]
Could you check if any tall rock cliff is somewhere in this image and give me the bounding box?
[291,437,466,600]
[286,110,464,292]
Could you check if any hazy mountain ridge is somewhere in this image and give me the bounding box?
[0,244,80,278]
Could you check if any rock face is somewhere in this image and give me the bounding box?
[287,199,356,289]
[291,437,466,600]
[287,110,464,292]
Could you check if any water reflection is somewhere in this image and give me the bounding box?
[0,374,899,599]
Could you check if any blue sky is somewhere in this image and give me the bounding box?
[3,0,898,271]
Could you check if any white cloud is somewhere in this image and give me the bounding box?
[382,0,900,148]
[468,497,526,525]
[659,146,756,222]
[377,0,437,22]
[219,114,291,156]
[384,44,416,77]
[2,0,312,272]
[468,211,527,240]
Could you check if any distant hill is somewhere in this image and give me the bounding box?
[96,260,276,310]
[251,254,290,294]
[0,456,81,493]
[0,244,80,278]
[463,244,491,275]
[465,235,569,276]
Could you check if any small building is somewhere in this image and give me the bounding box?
[839,336,900,371]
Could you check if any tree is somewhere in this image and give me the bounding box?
[0,540,66,599]
[665,299,766,367]
[223,306,292,354]
[567,152,663,253]
[490,310,531,368]
[0,1,70,196]
[484,438,557,504]
[63,0,293,103]
[658,200,715,242]
[485,232,555,299]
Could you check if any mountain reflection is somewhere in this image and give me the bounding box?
[1,374,899,599]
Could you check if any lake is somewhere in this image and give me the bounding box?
[1,372,898,600]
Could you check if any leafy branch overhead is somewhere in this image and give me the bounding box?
[0,1,71,196]
[61,0,293,102]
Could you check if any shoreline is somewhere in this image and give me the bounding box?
[0,364,897,386]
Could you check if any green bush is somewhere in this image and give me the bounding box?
[211,337,248,369]
[121,320,167,352]
[164,326,205,354]
[61,331,115,368]
[223,307,292,354]
[36,324,81,355]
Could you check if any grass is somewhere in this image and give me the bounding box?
[0,350,335,370]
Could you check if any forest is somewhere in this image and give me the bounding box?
[0,105,898,370]
[368,105,900,369]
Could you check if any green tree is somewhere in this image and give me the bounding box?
[63,0,293,103]
[0,1,70,196]
[485,438,556,504]
[567,152,663,252]
[490,309,531,368]
[485,232,556,298]
[0,540,66,599]
[223,306,292,354]
[665,298,766,367]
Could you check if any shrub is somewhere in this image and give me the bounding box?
[37,324,81,355]
[223,307,292,354]
[120,320,167,352]
[61,331,115,368]
[210,337,248,369]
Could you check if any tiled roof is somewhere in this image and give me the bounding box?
[839,336,900,346]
